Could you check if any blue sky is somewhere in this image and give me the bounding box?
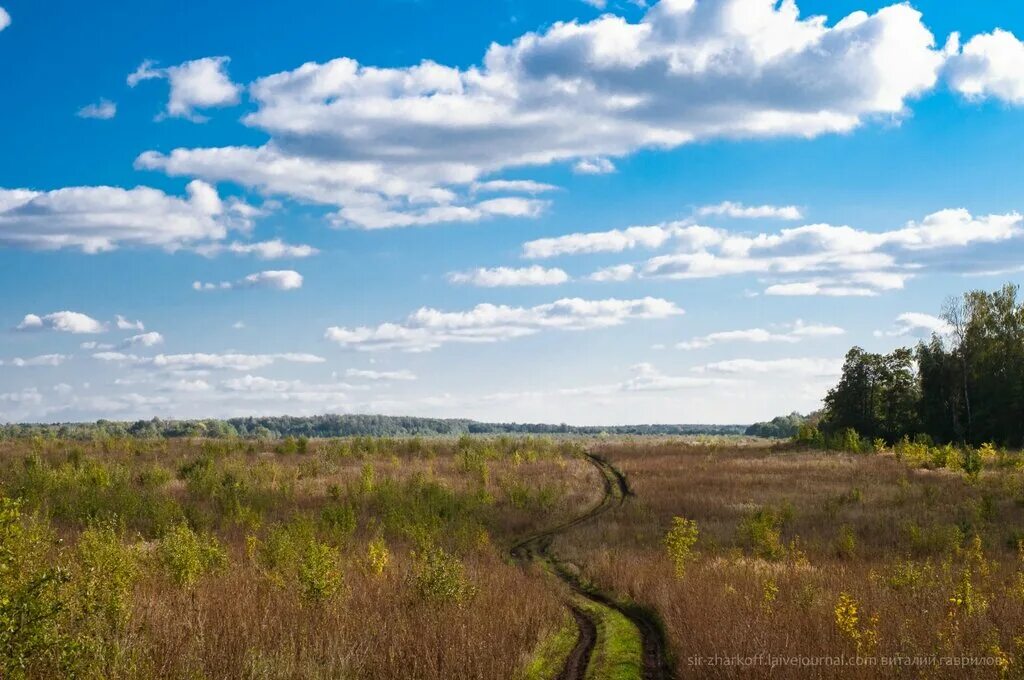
[1,0,1023,424]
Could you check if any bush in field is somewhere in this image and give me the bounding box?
[413,545,477,605]
[320,502,357,543]
[737,506,790,560]
[250,518,344,601]
[297,541,343,602]
[0,497,71,678]
[664,517,699,577]
[156,523,226,587]
[835,524,857,559]
[367,537,390,576]
[68,522,140,673]
[962,446,983,480]
[833,592,879,654]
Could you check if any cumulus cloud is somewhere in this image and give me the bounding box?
[698,357,844,376]
[588,264,636,282]
[77,99,117,120]
[471,180,558,194]
[138,0,945,229]
[194,239,319,259]
[574,158,616,175]
[696,201,802,220]
[874,312,952,339]
[620,362,724,391]
[946,30,1024,104]
[524,222,719,258]
[345,368,417,381]
[325,296,683,352]
[0,354,69,367]
[193,270,303,291]
[446,265,569,287]
[128,57,242,121]
[0,7,9,31]
[0,180,252,253]
[116,315,145,331]
[123,332,165,348]
[533,208,1020,296]
[677,320,844,349]
[93,351,325,371]
[16,311,107,334]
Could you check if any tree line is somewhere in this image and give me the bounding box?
[0,413,747,441]
[821,283,1024,447]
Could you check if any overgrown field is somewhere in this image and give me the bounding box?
[559,440,1024,678]
[0,436,600,679]
[3,435,1022,678]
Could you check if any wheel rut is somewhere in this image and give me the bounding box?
[511,452,674,680]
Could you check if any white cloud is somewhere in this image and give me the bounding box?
[696,201,802,220]
[123,332,165,348]
[139,0,944,229]
[574,158,616,175]
[80,341,115,351]
[0,7,9,31]
[326,296,683,352]
[116,315,145,331]
[946,30,1024,104]
[763,281,881,297]
[471,180,558,194]
[524,222,719,259]
[128,57,241,121]
[698,357,844,376]
[136,146,549,230]
[345,368,417,381]
[16,311,106,334]
[193,270,303,291]
[588,264,636,282]
[677,320,844,349]
[874,312,952,339]
[0,389,43,405]
[627,208,1018,295]
[620,362,724,391]
[0,180,248,253]
[0,354,69,367]
[195,239,319,259]
[77,99,117,120]
[446,265,569,287]
[582,0,608,10]
[93,351,325,371]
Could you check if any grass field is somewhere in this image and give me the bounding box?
[2,435,1021,678]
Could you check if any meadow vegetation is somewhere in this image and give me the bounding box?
[4,429,1024,678]
[557,438,1024,678]
[0,435,599,679]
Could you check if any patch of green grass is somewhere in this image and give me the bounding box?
[519,613,579,680]
[581,599,643,680]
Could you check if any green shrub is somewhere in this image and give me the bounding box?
[320,502,357,542]
[156,523,226,587]
[737,506,790,560]
[664,517,699,577]
[413,545,476,605]
[962,447,983,480]
[0,497,71,678]
[297,542,342,602]
[68,522,140,673]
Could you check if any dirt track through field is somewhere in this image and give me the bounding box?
[511,453,674,680]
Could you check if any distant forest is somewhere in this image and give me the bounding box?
[744,412,811,439]
[0,414,748,440]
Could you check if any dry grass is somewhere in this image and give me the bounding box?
[0,436,600,679]
[557,440,1024,678]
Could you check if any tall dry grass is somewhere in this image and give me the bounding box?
[557,440,1024,678]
